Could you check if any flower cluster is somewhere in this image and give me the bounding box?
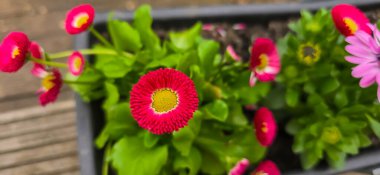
[2,2,380,175]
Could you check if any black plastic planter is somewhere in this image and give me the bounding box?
[74,1,380,175]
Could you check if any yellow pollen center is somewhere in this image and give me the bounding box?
[255,171,268,175]
[261,122,268,133]
[41,74,55,91]
[322,126,341,144]
[12,47,20,59]
[257,54,269,70]
[73,57,82,71]
[73,13,89,28]
[298,43,321,65]
[151,88,179,114]
[343,17,359,35]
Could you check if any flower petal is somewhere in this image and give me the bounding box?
[346,45,375,58]
[352,63,378,78]
[359,73,376,88]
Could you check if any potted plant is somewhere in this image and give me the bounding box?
[1,1,380,175]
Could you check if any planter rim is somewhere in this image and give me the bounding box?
[74,1,380,175]
[92,0,380,23]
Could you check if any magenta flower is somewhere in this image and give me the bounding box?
[227,45,242,62]
[331,4,371,36]
[130,68,199,135]
[251,160,280,175]
[65,4,95,35]
[68,51,85,76]
[249,38,281,87]
[345,24,380,102]
[229,158,250,175]
[253,107,277,147]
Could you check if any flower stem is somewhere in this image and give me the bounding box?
[102,143,111,175]
[49,49,119,59]
[29,57,67,68]
[89,26,113,48]
[63,79,96,84]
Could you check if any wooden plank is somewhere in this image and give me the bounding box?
[60,170,80,175]
[0,156,79,175]
[0,89,73,113]
[0,111,76,139]
[0,140,77,169]
[0,100,75,125]
[0,125,77,154]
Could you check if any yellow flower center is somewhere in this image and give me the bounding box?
[151,88,179,114]
[322,126,341,144]
[255,171,268,175]
[73,13,89,28]
[12,47,20,59]
[41,74,55,91]
[257,54,269,70]
[343,17,359,35]
[298,43,321,65]
[73,56,82,71]
[261,122,268,133]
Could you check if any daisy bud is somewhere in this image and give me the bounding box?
[65,4,95,35]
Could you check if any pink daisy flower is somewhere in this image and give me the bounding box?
[345,24,380,102]
[29,41,45,76]
[202,23,215,31]
[253,107,277,147]
[331,4,371,36]
[65,4,95,35]
[130,68,199,135]
[249,38,281,87]
[227,45,242,62]
[229,158,250,175]
[232,23,247,30]
[0,32,31,73]
[68,51,85,76]
[251,160,280,175]
[34,68,63,106]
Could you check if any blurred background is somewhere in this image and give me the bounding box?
[0,0,370,175]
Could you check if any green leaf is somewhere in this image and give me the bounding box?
[326,148,346,169]
[102,82,119,110]
[145,54,181,69]
[173,147,202,175]
[367,115,380,139]
[104,103,139,140]
[108,20,142,52]
[203,100,229,122]
[301,150,320,170]
[320,78,340,94]
[65,69,104,102]
[173,127,195,156]
[144,131,160,148]
[226,102,248,126]
[133,5,162,52]
[198,40,219,77]
[286,88,299,107]
[98,59,131,78]
[111,136,168,175]
[94,45,136,68]
[200,149,225,174]
[95,128,109,149]
[172,114,201,156]
[334,89,348,108]
[169,22,202,51]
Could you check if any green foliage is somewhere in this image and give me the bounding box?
[279,9,380,170]
[66,4,269,175]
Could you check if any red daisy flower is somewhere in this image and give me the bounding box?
[229,158,250,175]
[0,32,30,73]
[331,4,371,36]
[68,51,85,76]
[29,41,45,76]
[249,38,281,87]
[253,107,277,147]
[34,68,62,106]
[251,160,280,175]
[65,4,95,35]
[130,68,199,135]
